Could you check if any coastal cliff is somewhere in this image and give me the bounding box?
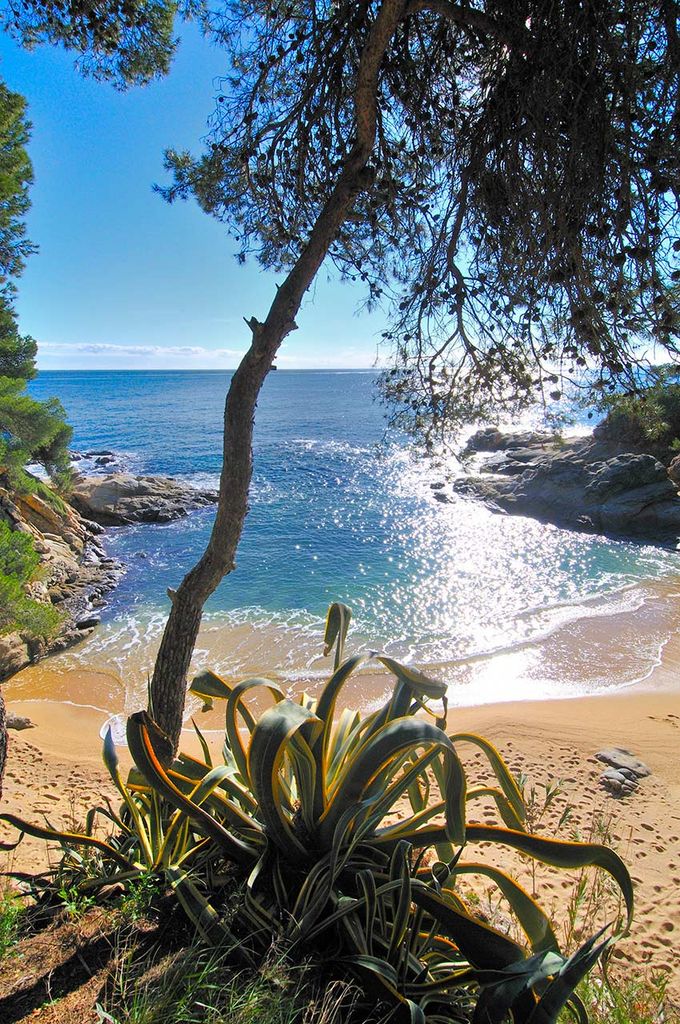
[0,477,122,680]
[0,465,217,680]
[437,428,680,543]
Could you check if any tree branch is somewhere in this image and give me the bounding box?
[406,0,528,48]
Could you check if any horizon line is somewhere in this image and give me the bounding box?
[36,366,380,373]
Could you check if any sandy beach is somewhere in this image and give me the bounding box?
[1,656,678,1001]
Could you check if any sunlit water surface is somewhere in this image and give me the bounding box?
[27,370,680,717]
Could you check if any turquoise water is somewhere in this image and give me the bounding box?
[28,370,680,707]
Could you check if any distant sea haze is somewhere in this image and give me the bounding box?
[29,370,680,709]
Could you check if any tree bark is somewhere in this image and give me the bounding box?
[149,0,407,756]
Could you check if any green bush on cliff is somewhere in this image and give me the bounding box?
[594,369,680,461]
[0,520,60,639]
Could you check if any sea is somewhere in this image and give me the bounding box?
[25,369,680,717]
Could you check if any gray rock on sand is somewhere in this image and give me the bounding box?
[6,713,36,730]
[70,473,217,526]
[595,746,651,777]
[596,747,651,798]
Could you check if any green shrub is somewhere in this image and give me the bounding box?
[0,573,61,638]
[0,521,61,639]
[1,605,633,1023]
[594,369,680,460]
[0,519,39,580]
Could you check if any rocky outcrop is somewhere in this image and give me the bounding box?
[0,479,124,681]
[438,430,680,542]
[0,460,218,681]
[0,633,30,679]
[70,473,217,526]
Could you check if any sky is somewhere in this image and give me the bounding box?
[0,24,385,370]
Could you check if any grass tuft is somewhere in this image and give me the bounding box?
[0,885,24,958]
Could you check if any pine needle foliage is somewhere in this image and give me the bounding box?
[160,0,680,439]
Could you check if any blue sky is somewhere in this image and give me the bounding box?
[0,24,384,370]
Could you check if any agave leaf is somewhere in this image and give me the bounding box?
[357,869,378,956]
[286,731,318,832]
[450,732,525,824]
[375,800,446,844]
[341,953,427,1024]
[366,747,442,825]
[387,840,413,963]
[247,698,323,861]
[173,752,257,811]
[377,657,447,701]
[102,727,154,866]
[326,707,364,785]
[127,712,257,867]
[189,668,232,706]
[465,825,633,933]
[411,883,527,971]
[312,653,373,817]
[563,992,589,1024]
[191,718,213,767]
[526,928,612,1024]
[466,786,525,831]
[323,601,352,669]
[226,677,286,783]
[0,812,136,871]
[321,718,466,847]
[379,823,634,932]
[454,862,560,953]
[299,893,362,946]
[166,865,241,950]
[471,949,566,1024]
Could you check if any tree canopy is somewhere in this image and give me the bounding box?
[0,81,71,486]
[0,0,199,87]
[162,0,680,439]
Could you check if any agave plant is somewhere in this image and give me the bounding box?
[1,603,633,1022]
[124,603,633,1022]
[0,725,219,898]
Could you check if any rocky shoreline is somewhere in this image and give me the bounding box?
[0,459,217,680]
[433,427,680,543]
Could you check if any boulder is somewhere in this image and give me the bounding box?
[6,713,35,730]
[585,454,670,500]
[0,474,125,682]
[463,427,556,455]
[668,453,680,486]
[451,432,680,543]
[594,746,651,778]
[70,474,217,526]
[0,632,30,681]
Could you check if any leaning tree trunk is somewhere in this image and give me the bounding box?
[148,0,407,756]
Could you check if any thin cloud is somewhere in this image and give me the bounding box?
[39,342,244,358]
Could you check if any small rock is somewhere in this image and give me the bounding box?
[6,713,36,730]
[595,747,651,778]
[668,453,680,487]
[76,615,101,630]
